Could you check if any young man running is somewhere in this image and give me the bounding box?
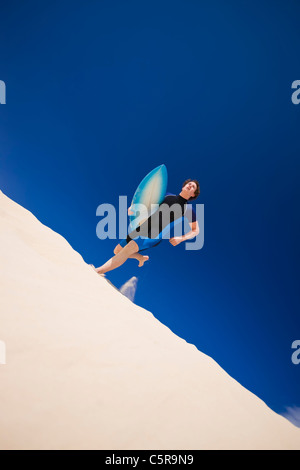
[95,179,200,275]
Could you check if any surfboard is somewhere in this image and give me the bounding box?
[129,164,168,232]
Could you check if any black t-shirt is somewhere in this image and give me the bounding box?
[127,194,193,242]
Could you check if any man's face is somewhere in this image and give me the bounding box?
[183,181,197,199]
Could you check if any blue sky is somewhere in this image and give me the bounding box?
[0,0,299,424]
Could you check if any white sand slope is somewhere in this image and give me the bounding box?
[0,190,299,450]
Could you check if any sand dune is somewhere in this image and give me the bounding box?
[0,189,299,450]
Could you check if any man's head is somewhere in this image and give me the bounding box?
[181,179,200,200]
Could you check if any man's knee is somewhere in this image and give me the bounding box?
[127,240,139,254]
[114,244,122,255]
[114,241,138,255]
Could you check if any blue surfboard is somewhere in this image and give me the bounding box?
[129,164,168,232]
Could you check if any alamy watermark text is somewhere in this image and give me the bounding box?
[96,197,204,250]
[291,340,300,365]
[0,80,6,104]
[291,80,300,105]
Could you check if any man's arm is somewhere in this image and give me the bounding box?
[182,221,200,240]
[169,221,199,245]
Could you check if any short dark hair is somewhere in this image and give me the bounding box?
[182,179,200,200]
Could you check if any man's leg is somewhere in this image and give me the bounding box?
[114,244,149,267]
[95,240,139,274]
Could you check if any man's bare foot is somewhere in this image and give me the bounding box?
[138,255,149,267]
[95,267,106,275]
[90,265,106,276]
[96,269,106,277]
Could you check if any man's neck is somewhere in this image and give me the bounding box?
[179,191,189,201]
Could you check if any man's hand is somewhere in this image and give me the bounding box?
[128,206,134,216]
[169,237,183,246]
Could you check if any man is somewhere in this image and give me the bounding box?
[95,179,200,275]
